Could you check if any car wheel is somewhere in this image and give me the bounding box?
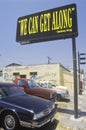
[2,112,19,130]
[57,94,61,101]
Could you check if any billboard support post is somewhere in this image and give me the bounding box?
[72,37,78,118]
[78,52,81,94]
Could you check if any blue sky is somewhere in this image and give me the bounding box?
[0,0,86,71]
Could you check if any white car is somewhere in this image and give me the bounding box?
[38,82,70,101]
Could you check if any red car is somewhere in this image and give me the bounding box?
[14,78,57,102]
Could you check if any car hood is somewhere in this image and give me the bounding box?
[51,86,68,93]
[56,85,67,89]
[31,87,55,94]
[2,94,53,113]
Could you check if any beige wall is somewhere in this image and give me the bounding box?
[2,64,60,82]
[61,71,74,92]
[2,63,75,93]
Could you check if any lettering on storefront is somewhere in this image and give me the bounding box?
[30,72,57,80]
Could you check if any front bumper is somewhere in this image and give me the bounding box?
[61,94,70,99]
[20,108,57,128]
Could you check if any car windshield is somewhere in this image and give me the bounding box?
[0,84,25,99]
[40,83,47,88]
[47,83,56,88]
[40,82,56,88]
[28,80,40,88]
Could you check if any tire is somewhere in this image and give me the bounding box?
[2,112,19,130]
[57,94,61,101]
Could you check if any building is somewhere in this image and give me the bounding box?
[2,63,75,93]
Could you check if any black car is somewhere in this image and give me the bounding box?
[0,82,57,130]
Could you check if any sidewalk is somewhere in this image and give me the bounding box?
[56,89,86,130]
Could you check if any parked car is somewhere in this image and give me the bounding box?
[0,82,57,130]
[38,81,70,101]
[13,78,57,102]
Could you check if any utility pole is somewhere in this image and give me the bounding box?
[78,52,86,94]
[47,56,51,64]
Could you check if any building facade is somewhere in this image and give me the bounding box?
[2,63,75,93]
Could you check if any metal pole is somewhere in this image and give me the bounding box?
[72,37,78,118]
[78,52,81,94]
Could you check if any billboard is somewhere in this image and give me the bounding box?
[16,4,78,44]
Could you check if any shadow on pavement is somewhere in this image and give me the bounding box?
[58,107,86,117]
[58,108,74,115]
[60,98,70,103]
[79,111,86,117]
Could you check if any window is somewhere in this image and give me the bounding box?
[18,80,28,88]
[13,72,20,76]
[20,75,26,78]
[30,72,37,75]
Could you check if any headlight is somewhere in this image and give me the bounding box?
[33,112,44,120]
[33,103,55,120]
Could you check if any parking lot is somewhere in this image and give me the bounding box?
[0,89,86,130]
